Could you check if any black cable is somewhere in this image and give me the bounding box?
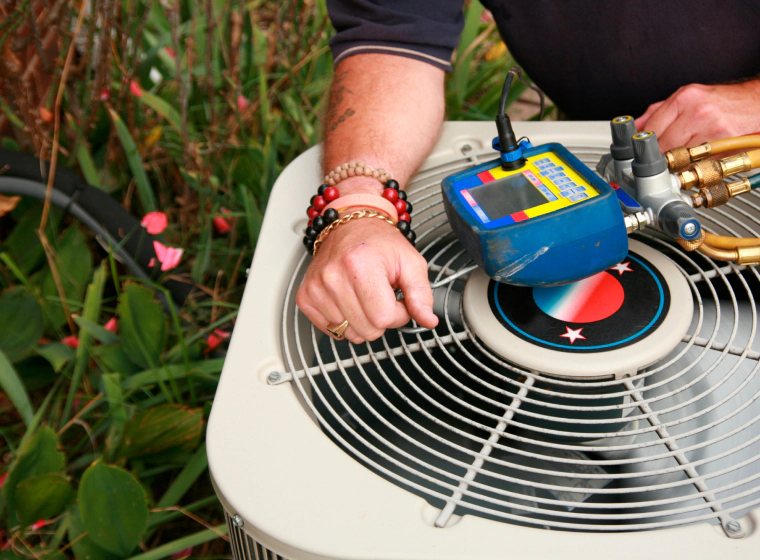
[0,176,179,313]
[498,66,547,121]
[0,148,192,307]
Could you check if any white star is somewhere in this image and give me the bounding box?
[560,326,586,344]
[609,261,633,275]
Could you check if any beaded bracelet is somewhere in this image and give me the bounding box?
[324,161,392,186]
[303,178,416,254]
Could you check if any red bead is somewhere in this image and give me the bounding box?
[394,200,407,214]
[307,207,319,219]
[398,212,411,222]
[313,196,327,212]
[323,186,339,202]
[382,188,399,203]
[308,219,313,227]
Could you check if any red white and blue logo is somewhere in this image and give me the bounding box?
[488,251,668,352]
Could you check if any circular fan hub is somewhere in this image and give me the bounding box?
[463,239,693,379]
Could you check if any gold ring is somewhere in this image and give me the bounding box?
[326,320,349,338]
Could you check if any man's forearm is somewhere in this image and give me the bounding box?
[323,53,446,195]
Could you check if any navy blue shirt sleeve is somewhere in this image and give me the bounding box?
[326,0,466,71]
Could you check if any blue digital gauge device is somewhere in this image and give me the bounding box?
[442,143,629,286]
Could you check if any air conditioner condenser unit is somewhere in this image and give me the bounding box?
[208,121,760,560]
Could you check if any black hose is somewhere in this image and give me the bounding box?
[0,148,192,307]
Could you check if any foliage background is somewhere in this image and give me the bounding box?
[0,1,539,558]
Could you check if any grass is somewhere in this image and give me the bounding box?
[0,1,537,558]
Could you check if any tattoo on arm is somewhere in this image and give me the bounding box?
[326,71,356,132]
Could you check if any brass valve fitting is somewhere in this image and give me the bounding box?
[677,154,752,190]
[665,143,712,171]
[719,153,753,177]
[737,246,760,266]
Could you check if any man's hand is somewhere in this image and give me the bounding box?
[296,217,438,343]
[635,80,760,151]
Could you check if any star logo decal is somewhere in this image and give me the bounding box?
[560,326,586,344]
[609,261,633,275]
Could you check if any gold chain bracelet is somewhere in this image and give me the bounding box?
[312,209,396,257]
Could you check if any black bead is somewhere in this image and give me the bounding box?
[405,201,413,214]
[385,179,400,191]
[303,236,313,249]
[318,184,328,196]
[305,239,315,253]
[305,226,317,239]
[324,208,339,223]
[397,190,407,201]
[310,194,317,205]
[404,230,416,244]
[396,220,410,234]
[312,215,326,231]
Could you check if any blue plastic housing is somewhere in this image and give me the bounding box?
[442,143,628,286]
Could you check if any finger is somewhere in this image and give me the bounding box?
[353,268,411,331]
[298,286,364,344]
[396,256,438,329]
[325,280,384,340]
[657,113,703,152]
[638,98,680,138]
[635,100,663,130]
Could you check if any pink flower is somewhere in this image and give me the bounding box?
[213,208,232,234]
[148,257,157,268]
[153,241,184,271]
[164,47,177,60]
[100,88,110,101]
[62,335,79,349]
[31,520,47,531]
[237,95,249,112]
[171,547,192,560]
[129,80,142,97]
[204,329,230,353]
[141,211,168,234]
[104,317,118,333]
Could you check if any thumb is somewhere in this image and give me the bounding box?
[396,258,438,329]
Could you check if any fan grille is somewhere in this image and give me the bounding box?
[273,145,760,536]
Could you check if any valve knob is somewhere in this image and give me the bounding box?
[610,116,636,161]
[632,130,668,177]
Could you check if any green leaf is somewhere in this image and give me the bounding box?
[118,404,203,461]
[122,359,224,390]
[79,461,149,557]
[14,356,56,392]
[15,473,73,527]
[33,226,93,331]
[62,263,107,425]
[67,505,122,560]
[3,427,64,526]
[0,287,43,363]
[4,204,63,276]
[137,90,193,136]
[117,283,166,369]
[103,373,127,460]
[0,350,33,426]
[156,442,207,508]
[92,344,141,375]
[35,343,75,373]
[108,107,157,212]
[73,316,120,345]
[125,524,227,560]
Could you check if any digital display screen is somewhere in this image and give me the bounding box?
[468,173,549,220]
